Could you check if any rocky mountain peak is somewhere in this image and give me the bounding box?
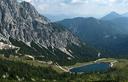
[0,0,80,48]
[101,11,122,20]
[20,1,39,18]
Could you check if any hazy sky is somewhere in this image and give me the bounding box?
[22,0,128,18]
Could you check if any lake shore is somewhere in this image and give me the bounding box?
[67,58,118,72]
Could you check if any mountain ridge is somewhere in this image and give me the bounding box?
[58,16,128,56]
[101,11,122,20]
[0,0,99,65]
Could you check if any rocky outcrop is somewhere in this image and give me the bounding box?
[0,0,80,48]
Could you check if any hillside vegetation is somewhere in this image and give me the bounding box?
[0,56,127,82]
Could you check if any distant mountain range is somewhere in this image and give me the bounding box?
[101,11,128,20]
[122,13,128,17]
[46,11,128,21]
[58,12,128,56]
[101,12,122,20]
[44,14,74,22]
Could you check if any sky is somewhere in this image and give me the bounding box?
[20,0,128,20]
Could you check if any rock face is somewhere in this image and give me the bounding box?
[0,0,98,65]
[0,0,79,48]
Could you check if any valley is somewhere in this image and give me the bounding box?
[0,0,128,82]
[0,56,128,82]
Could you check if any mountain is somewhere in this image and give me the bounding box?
[58,17,128,56]
[123,13,128,17]
[110,17,128,33]
[0,0,99,65]
[122,12,128,17]
[44,14,73,22]
[101,12,122,20]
